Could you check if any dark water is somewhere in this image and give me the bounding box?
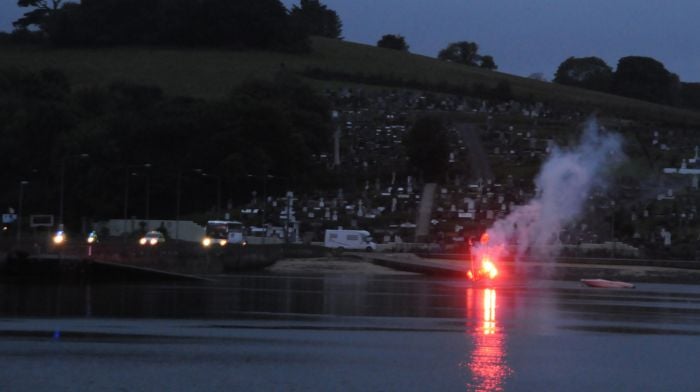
[3,274,700,391]
[3,274,700,325]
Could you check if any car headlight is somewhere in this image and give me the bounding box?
[139,238,147,245]
[219,239,227,246]
[53,232,65,244]
[149,238,158,245]
[202,238,212,247]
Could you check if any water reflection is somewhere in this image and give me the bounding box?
[463,288,512,392]
[0,275,453,319]
[483,288,496,335]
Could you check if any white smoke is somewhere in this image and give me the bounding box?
[483,117,624,262]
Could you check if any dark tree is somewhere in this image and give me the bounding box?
[377,34,409,51]
[612,56,680,105]
[225,72,332,188]
[13,0,63,31]
[194,0,293,48]
[289,0,342,39]
[554,56,613,92]
[0,67,75,218]
[155,0,298,49]
[0,65,337,225]
[60,0,160,45]
[12,0,307,51]
[438,41,480,66]
[404,116,450,182]
[479,55,497,70]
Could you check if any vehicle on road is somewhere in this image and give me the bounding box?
[86,230,98,244]
[139,230,165,246]
[202,220,246,247]
[324,229,376,252]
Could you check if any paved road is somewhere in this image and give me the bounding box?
[2,273,700,391]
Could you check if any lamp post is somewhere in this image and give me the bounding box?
[58,153,89,228]
[285,191,293,244]
[610,200,616,258]
[145,163,152,221]
[195,169,222,218]
[122,169,132,241]
[247,173,275,226]
[175,168,206,242]
[175,170,182,242]
[123,163,151,241]
[16,180,29,244]
[206,173,222,218]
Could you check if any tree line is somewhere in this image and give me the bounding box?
[5,0,342,51]
[0,67,334,229]
[372,33,699,111]
[376,35,498,71]
[554,56,700,110]
[0,65,456,231]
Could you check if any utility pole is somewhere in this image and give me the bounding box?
[285,191,293,244]
[58,153,89,228]
[175,171,182,242]
[611,200,616,258]
[16,180,29,244]
[122,168,130,242]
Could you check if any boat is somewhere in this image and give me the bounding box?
[580,278,635,289]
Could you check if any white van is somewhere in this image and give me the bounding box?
[324,229,376,252]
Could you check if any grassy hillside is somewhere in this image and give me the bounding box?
[2,37,700,125]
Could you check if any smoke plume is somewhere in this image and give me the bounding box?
[481,117,624,262]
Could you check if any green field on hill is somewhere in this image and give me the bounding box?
[2,37,700,125]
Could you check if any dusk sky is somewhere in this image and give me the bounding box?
[2,0,699,82]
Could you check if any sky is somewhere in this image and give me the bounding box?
[2,0,699,82]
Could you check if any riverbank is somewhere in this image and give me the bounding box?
[265,257,418,275]
[5,247,700,284]
[355,252,700,284]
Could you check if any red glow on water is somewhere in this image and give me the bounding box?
[463,288,512,391]
[483,288,496,335]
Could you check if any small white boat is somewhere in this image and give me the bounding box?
[580,278,635,289]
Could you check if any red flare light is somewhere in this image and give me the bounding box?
[468,256,499,281]
[467,232,500,281]
[481,258,498,280]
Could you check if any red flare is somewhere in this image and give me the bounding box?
[468,232,499,281]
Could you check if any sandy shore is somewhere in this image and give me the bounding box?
[266,257,418,275]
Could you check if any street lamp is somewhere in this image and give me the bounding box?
[195,169,222,218]
[174,168,216,241]
[610,199,616,258]
[175,170,183,242]
[247,173,275,226]
[58,153,89,227]
[144,163,152,221]
[16,180,29,244]
[123,163,151,240]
